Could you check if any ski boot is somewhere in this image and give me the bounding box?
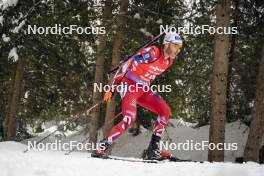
[145,134,164,160]
[91,139,110,158]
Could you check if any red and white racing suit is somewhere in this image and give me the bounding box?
[105,45,174,144]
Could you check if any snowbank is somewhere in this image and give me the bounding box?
[112,120,250,161]
[20,119,258,162]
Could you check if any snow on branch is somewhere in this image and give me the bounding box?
[0,0,19,11]
[8,47,19,62]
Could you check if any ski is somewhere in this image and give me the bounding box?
[91,153,159,163]
[90,153,200,163]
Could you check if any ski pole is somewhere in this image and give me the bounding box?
[72,100,105,123]
[23,100,104,153]
[64,111,122,155]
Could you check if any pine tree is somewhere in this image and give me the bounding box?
[89,0,113,145]
[244,44,264,162]
[4,55,26,140]
[103,0,129,152]
[208,0,231,162]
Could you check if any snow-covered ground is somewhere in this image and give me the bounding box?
[0,141,263,176]
[0,120,263,176]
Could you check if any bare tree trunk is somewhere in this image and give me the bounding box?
[244,44,264,162]
[3,65,16,140]
[89,0,112,145]
[4,56,26,140]
[103,0,129,140]
[208,0,231,162]
[226,0,239,122]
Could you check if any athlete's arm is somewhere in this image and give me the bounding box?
[133,46,160,64]
[104,57,133,102]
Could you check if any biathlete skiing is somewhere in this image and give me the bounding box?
[95,31,183,160]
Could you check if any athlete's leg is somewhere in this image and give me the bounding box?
[137,90,171,137]
[137,90,171,159]
[104,83,143,145]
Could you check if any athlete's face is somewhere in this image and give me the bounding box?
[164,43,181,59]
